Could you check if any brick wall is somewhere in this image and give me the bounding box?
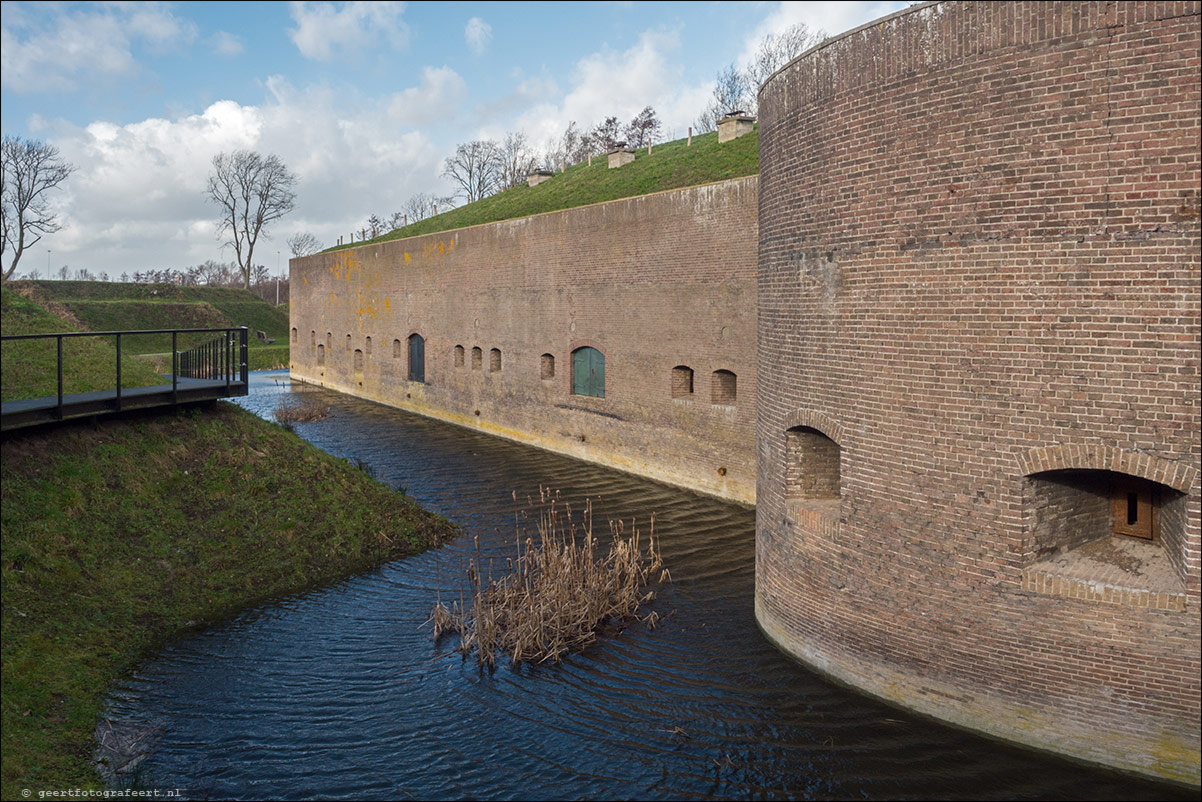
[290,178,758,503]
[757,0,1200,784]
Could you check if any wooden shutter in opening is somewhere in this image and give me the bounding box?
[1111,483,1155,540]
[408,335,425,383]
[572,347,604,398]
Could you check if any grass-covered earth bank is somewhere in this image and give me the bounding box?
[0,404,456,798]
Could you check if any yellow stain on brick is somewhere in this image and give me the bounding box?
[404,252,411,263]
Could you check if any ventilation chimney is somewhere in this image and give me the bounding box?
[718,110,756,143]
[607,142,636,169]
[527,169,555,187]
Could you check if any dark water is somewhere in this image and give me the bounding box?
[102,371,1192,800]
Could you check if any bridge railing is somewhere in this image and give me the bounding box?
[0,327,248,421]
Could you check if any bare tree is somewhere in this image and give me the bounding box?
[498,131,538,190]
[205,150,297,289]
[442,140,503,203]
[366,214,384,239]
[625,106,662,148]
[1,136,75,281]
[695,64,752,133]
[287,231,323,258]
[589,116,623,153]
[399,192,451,225]
[694,24,823,133]
[745,22,823,92]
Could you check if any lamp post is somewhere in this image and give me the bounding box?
[276,251,281,305]
[46,249,51,279]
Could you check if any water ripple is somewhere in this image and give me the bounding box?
[101,372,1192,800]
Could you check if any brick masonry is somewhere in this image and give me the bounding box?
[290,178,758,503]
[757,0,1200,785]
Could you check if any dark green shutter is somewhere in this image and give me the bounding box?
[572,347,604,398]
[408,335,425,383]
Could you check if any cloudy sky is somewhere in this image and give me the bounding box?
[1,1,907,278]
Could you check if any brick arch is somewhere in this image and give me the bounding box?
[783,408,845,445]
[1016,445,1197,494]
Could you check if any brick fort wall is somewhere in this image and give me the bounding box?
[756,0,1200,784]
[290,178,758,503]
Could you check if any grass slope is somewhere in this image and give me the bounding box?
[0,405,457,797]
[1,286,165,402]
[336,128,758,250]
[13,281,290,356]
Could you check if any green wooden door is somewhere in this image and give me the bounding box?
[572,347,604,398]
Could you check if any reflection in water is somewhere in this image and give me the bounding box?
[103,372,1191,800]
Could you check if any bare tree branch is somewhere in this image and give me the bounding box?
[442,140,503,203]
[205,150,297,289]
[2,136,75,281]
[287,232,323,258]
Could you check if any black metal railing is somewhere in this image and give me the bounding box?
[179,330,247,385]
[0,327,248,421]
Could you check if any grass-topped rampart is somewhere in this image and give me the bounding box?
[2,282,291,395]
[1,285,165,402]
[333,128,757,250]
[10,280,289,354]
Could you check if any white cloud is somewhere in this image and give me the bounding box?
[387,66,469,127]
[464,17,492,55]
[288,1,409,62]
[737,1,909,70]
[513,29,709,147]
[210,31,244,57]
[1,2,195,92]
[32,72,451,275]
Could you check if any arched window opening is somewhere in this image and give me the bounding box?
[326,332,332,350]
[353,348,364,383]
[540,353,555,380]
[490,348,502,373]
[571,347,605,398]
[310,330,316,348]
[671,365,694,398]
[365,336,372,355]
[471,346,483,370]
[1025,470,1182,557]
[393,339,402,359]
[1023,469,1188,606]
[317,344,326,366]
[345,334,352,352]
[711,370,737,405]
[408,334,425,383]
[291,327,298,344]
[785,426,841,501]
[454,345,465,367]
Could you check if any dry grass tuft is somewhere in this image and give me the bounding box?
[274,395,332,423]
[429,488,670,666]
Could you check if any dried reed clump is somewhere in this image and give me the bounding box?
[428,488,670,667]
[274,395,332,423]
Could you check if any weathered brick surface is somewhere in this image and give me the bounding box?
[291,178,758,502]
[757,0,1200,784]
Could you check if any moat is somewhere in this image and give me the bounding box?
[101,372,1192,800]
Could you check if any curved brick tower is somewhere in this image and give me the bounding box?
[756,0,1200,784]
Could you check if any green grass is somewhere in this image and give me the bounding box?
[10,281,290,356]
[336,128,758,250]
[1,286,166,402]
[0,405,457,798]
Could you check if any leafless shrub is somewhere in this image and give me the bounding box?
[274,395,332,423]
[429,488,670,666]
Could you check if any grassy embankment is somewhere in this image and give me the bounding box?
[1,286,165,402]
[332,127,759,250]
[0,292,456,798]
[9,280,291,377]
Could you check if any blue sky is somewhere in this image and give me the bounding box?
[1,1,908,277]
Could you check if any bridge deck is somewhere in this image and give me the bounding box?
[1,376,248,433]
